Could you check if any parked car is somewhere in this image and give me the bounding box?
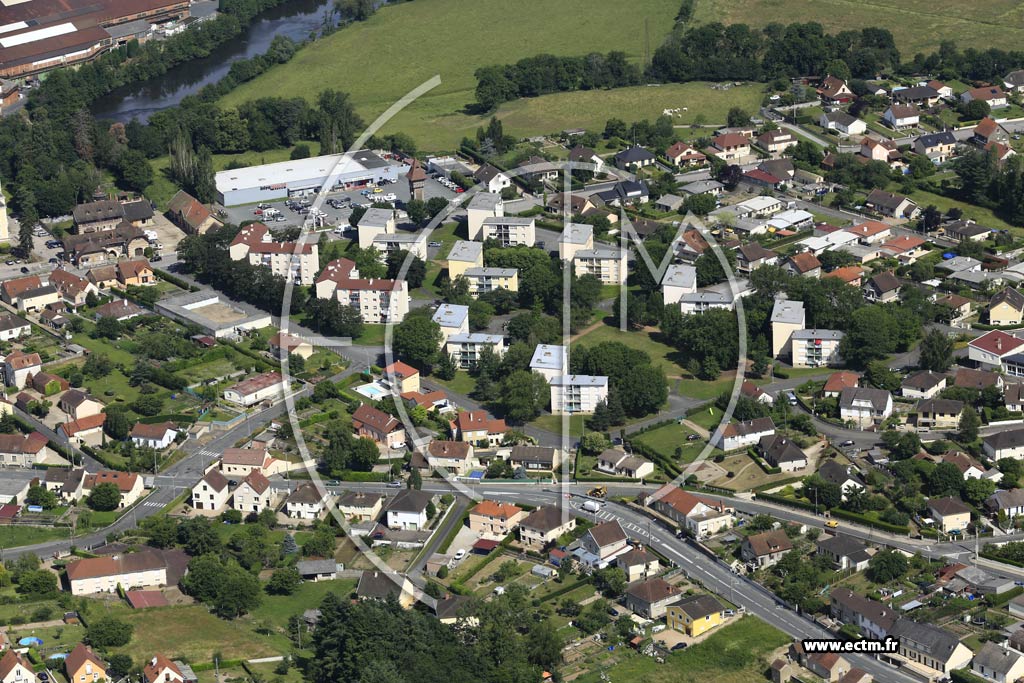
[839,439,855,447]
[387,480,403,488]
[686,434,700,441]
[453,549,466,561]
[671,643,688,652]
[428,241,442,248]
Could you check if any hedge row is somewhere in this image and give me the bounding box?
[745,447,782,475]
[539,576,593,603]
[153,268,200,292]
[980,550,1024,568]
[754,491,818,512]
[828,508,909,535]
[987,585,1024,606]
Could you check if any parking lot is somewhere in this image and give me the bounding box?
[221,175,459,230]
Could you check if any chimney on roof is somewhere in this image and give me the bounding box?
[151,658,157,668]
[998,338,1003,351]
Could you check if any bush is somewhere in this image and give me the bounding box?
[86,617,133,647]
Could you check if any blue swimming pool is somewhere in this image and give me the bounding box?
[19,637,42,647]
[354,382,389,400]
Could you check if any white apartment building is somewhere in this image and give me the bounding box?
[558,223,594,261]
[433,303,470,341]
[530,344,567,382]
[482,216,536,247]
[662,264,697,305]
[573,248,626,285]
[315,258,410,323]
[466,192,503,241]
[791,329,845,368]
[550,375,608,414]
[464,267,518,295]
[228,222,319,285]
[372,232,427,261]
[446,333,507,369]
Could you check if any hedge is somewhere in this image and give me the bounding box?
[153,268,200,292]
[191,660,244,672]
[951,669,991,683]
[539,576,593,603]
[745,447,782,475]
[980,550,1024,568]
[438,508,471,554]
[755,491,819,512]
[987,585,1024,606]
[828,508,909,534]
[139,413,197,425]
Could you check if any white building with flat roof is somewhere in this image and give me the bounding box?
[372,232,426,261]
[550,375,608,414]
[531,344,567,382]
[447,240,483,278]
[482,216,536,247]
[466,192,503,241]
[791,329,844,367]
[464,267,518,295]
[558,223,594,261]
[433,304,470,341]
[770,298,805,359]
[446,333,506,369]
[662,264,697,305]
[215,150,401,206]
[573,247,626,284]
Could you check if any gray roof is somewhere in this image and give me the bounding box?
[839,387,891,411]
[681,180,723,195]
[530,344,566,371]
[816,534,870,560]
[822,111,859,127]
[985,428,1024,452]
[992,287,1024,312]
[916,131,957,148]
[893,85,940,102]
[903,370,946,391]
[385,489,432,514]
[481,216,534,227]
[511,446,558,466]
[830,587,897,630]
[759,434,806,465]
[940,255,982,272]
[559,223,594,245]
[464,267,517,278]
[988,488,1024,511]
[521,505,571,532]
[337,490,383,508]
[663,264,696,289]
[356,571,407,600]
[792,329,844,341]
[770,298,805,325]
[467,192,503,211]
[917,398,964,415]
[0,314,28,333]
[447,332,505,345]
[574,248,622,260]
[0,469,36,499]
[447,240,482,263]
[358,208,395,229]
[673,593,723,620]
[888,619,963,662]
[432,303,469,328]
[974,641,1023,675]
[681,291,730,305]
[615,146,656,163]
[296,559,338,575]
[551,375,608,387]
[818,460,860,486]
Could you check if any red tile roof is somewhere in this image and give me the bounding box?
[969,330,1024,356]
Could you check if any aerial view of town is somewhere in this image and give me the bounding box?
[9,0,1024,682]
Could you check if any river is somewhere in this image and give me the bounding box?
[91,0,332,123]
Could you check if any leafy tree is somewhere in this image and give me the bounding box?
[393,315,443,371]
[867,550,908,584]
[580,432,609,455]
[142,515,178,548]
[303,528,336,558]
[86,482,121,511]
[107,654,133,680]
[927,462,963,497]
[960,405,982,442]
[86,617,133,647]
[93,317,122,340]
[682,192,716,215]
[16,570,57,596]
[919,329,954,372]
[386,251,427,289]
[177,517,222,556]
[500,370,550,423]
[267,567,302,595]
[801,475,841,509]
[963,477,996,506]
[25,485,57,509]
[726,107,750,127]
[882,430,921,460]
[593,567,627,598]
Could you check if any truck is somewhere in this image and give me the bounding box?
[588,486,607,498]
[582,500,603,513]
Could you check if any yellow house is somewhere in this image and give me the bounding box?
[65,643,108,683]
[667,594,725,637]
[383,360,420,394]
[989,287,1024,326]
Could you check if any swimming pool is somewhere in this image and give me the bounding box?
[19,637,42,647]
[354,382,389,400]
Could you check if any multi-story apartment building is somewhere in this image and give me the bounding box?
[550,375,609,414]
[447,240,483,279]
[573,248,626,285]
[446,333,506,369]
[228,222,319,285]
[466,192,503,241]
[481,217,535,247]
[558,223,594,261]
[463,267,518,295]
[791,329,845,367]
[315,258,410,323]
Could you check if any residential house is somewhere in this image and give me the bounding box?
[425,440,478,476]
[817,75,854,103]
[191,468,230,512]
[962,85,1008,108]
[449,409,507,447]
[473,164,511,194]
[223,371,285,407]
[791,329,844,367]
[902,370,947,399]
[916,398,964,431]
[706,133,751,161]
[990,287,1024,326]
[83,470,143,508]
[268,332,314,361]
[1005,70,1024,91]
[86,266,118,290]
[894,85,941,106]
[385,489,432,530]
[285,483,324,520]
[863,272,901,303]
[47,269,97,309]
[973,117,1010,147]
[984,428,1024,460]
[615,548,660,583]
[823,371,860,398]
[509,445,560,472]
[579,520,629,561]
[16,283,60,313]
[665,142,706,167]
[166,190,223,235]
[888,619,972,677]
[624,578,681,619]
[220,445,273,478]
[741,529,793,568]
[352,404,406,449]
[66,550,168,595]
[468,500,524,536]
[819,111,866,136]
[783,252,822,278]
[758,435,807,472]
[130,421,177,449]
[972,641,1024,683]
[680,179,724,197]
[880,235,928,264]
[382,360,420,394]
[830,587,897,640]
[116,258,154,287]
[756,129,797,156]
[955,367,1003,392]
[0,649,36,683]
[65,644,106,683]
[519,506,575,549]
[59,390,103,420]
[143,656,184,683]
[613,146,656,170]
[914,131,958,164]
[860,138,901,166]
[969,330,1024,370]
[928,496,972,533]
[232,470,272,515]
[667,594,725,637]
[818,460,864,499]
[355,571,416,609]
[805,654,852,683]
[3,350,41,388]
[1005,383,1024,411]
[839,387,893,428]
[936,293,974,328]
[314,258,409,324]
[94,299,145,321]
[0,431,51,468]
[865,189,920,220]
[337,491,383,522]
[945,219,991,242]
[567,145,604,174]
[296,559,338,582]
[816,535,872,571]
[986,488,1024,519]
[712,416,775,452]
[0,274,41,307]
[735,243,777,274]
[596,449,655,479]
[44,468,85,503]
[58,414,106,448]
[883,104,920,129]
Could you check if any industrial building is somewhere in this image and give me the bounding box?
[214,151,403,206]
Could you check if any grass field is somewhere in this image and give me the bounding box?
[220,0,717,150]
[573,616,788,683]
[631,421,717,463]
[572,324,686,379]
[0,525,69,547]
[531,413,586,437]
[248,578,356,630]
[690,0,1024,55]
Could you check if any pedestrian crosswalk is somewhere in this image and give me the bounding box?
[195,448,219,460]
[140,499,165,508]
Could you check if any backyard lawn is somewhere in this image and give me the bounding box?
[434,371,476,396]
[530,413,585,438]
[632,421,719,464]
[247,578,356,630]
[0,525,70,548]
